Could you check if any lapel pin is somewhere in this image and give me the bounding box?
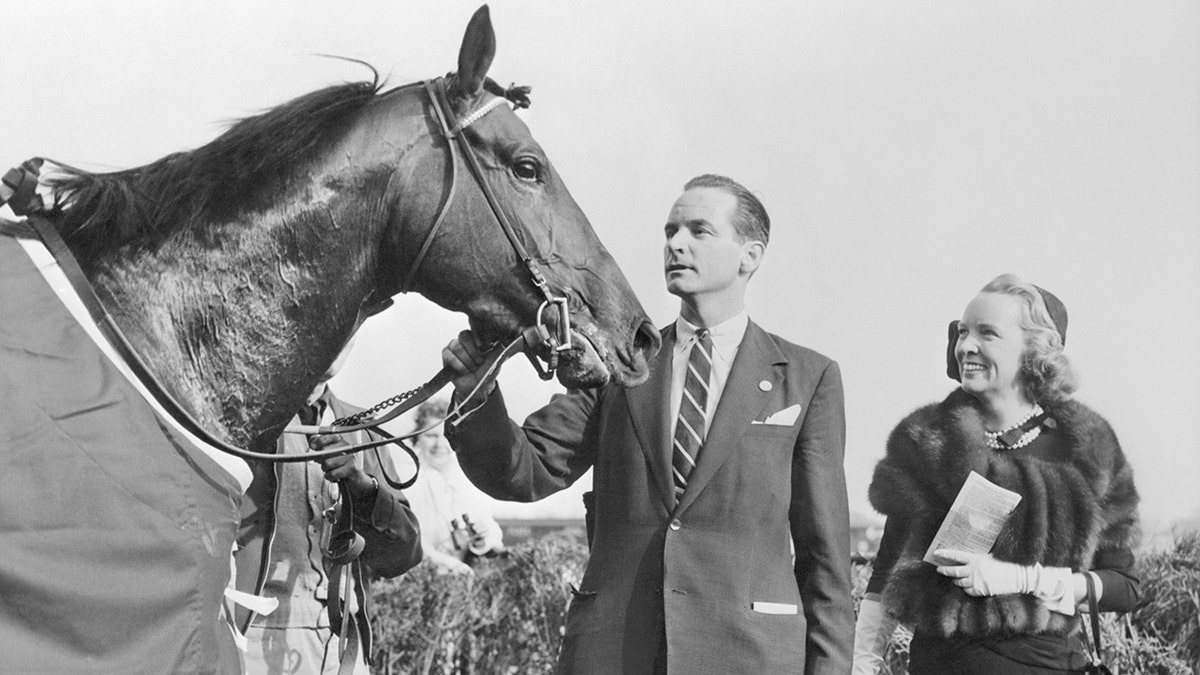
[759,380,772,392]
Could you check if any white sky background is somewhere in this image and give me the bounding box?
[3,2,1197,534]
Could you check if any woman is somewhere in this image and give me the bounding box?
[405,398,504,574]
[853,274,1140,674]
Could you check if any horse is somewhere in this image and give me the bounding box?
[0,6,659,672]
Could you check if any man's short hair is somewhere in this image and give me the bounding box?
[683,174,770,245]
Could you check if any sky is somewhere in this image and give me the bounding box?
[2,1,1197,537]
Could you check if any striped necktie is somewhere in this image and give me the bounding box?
[672,330,712,502]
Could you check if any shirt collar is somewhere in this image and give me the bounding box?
[674,311,749,361]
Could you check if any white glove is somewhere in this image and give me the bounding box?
[934,549,1037,596]
[852,596,898,675]
[934,549,1076,614]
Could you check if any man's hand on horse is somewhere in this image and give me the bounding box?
[442,330,496,401]
[309,434,375,499]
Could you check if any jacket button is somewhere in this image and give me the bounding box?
[669,519,681,531]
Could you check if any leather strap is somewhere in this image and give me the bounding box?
[327,558,363,674]
[399,80,461,294]
[1081,572,1114,674]
[1084,572,1103,656]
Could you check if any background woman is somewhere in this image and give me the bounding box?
[405,399,504,575]
[853,274,1140,674]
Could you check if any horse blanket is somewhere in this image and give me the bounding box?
[0,222,250,673]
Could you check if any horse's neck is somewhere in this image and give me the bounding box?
[77,98,433,449]
[84,197,381,450]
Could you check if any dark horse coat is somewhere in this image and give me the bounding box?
[1,221,245,673]
[868,389,1140,638]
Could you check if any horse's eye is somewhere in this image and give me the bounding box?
[512,158,540,181]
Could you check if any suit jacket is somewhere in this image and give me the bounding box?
[448,321,854,674]
[234,392,422,636]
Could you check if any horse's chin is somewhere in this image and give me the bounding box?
[555,320,657,389]
[554,330,611,389]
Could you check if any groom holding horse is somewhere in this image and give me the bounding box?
[441,174,855,673]
[235,341,422,674]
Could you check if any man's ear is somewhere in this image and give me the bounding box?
[739,241,766,276]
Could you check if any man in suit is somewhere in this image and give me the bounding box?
[441,174,854,674]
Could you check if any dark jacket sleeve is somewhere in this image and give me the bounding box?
[1088,420,1141,614]
[789,360,855,675]
[445,386,601,502]
[1091,549,1140,613]
[866,514,907,596]
[351,435,423,578]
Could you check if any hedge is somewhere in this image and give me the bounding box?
[369,531,1199,674]
[370,535,587,674]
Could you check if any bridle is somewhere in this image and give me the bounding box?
[399,76,572,375]
[3,73,579,471]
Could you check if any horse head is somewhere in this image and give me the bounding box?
[372,6,661,389]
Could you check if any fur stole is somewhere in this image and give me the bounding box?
[868,389,1139,639]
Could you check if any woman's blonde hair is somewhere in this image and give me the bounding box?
[414,398,449,431]
[980,274,1078,403]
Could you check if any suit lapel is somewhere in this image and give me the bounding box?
[625,325,676,512]
[675,322,787,514]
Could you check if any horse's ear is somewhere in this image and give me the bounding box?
[454,5,495,98]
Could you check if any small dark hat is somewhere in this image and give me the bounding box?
[946,284,1069,381]
[946,320,962,381]
[1033,285,1068,346]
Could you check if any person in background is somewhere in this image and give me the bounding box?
[235,340,423,674]
[441,174,854,674]
[405,398,504,574]
[853,274,1141,674]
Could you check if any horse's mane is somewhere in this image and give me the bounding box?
[49,77,384,253]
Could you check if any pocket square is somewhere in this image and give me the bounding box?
[751,404,802,426]
[751,601,798,615]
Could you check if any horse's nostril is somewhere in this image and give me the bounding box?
[634,320,661,357]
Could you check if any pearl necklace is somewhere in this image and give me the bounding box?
[984,404,1044,450]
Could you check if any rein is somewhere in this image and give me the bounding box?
[4,73,573,468]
